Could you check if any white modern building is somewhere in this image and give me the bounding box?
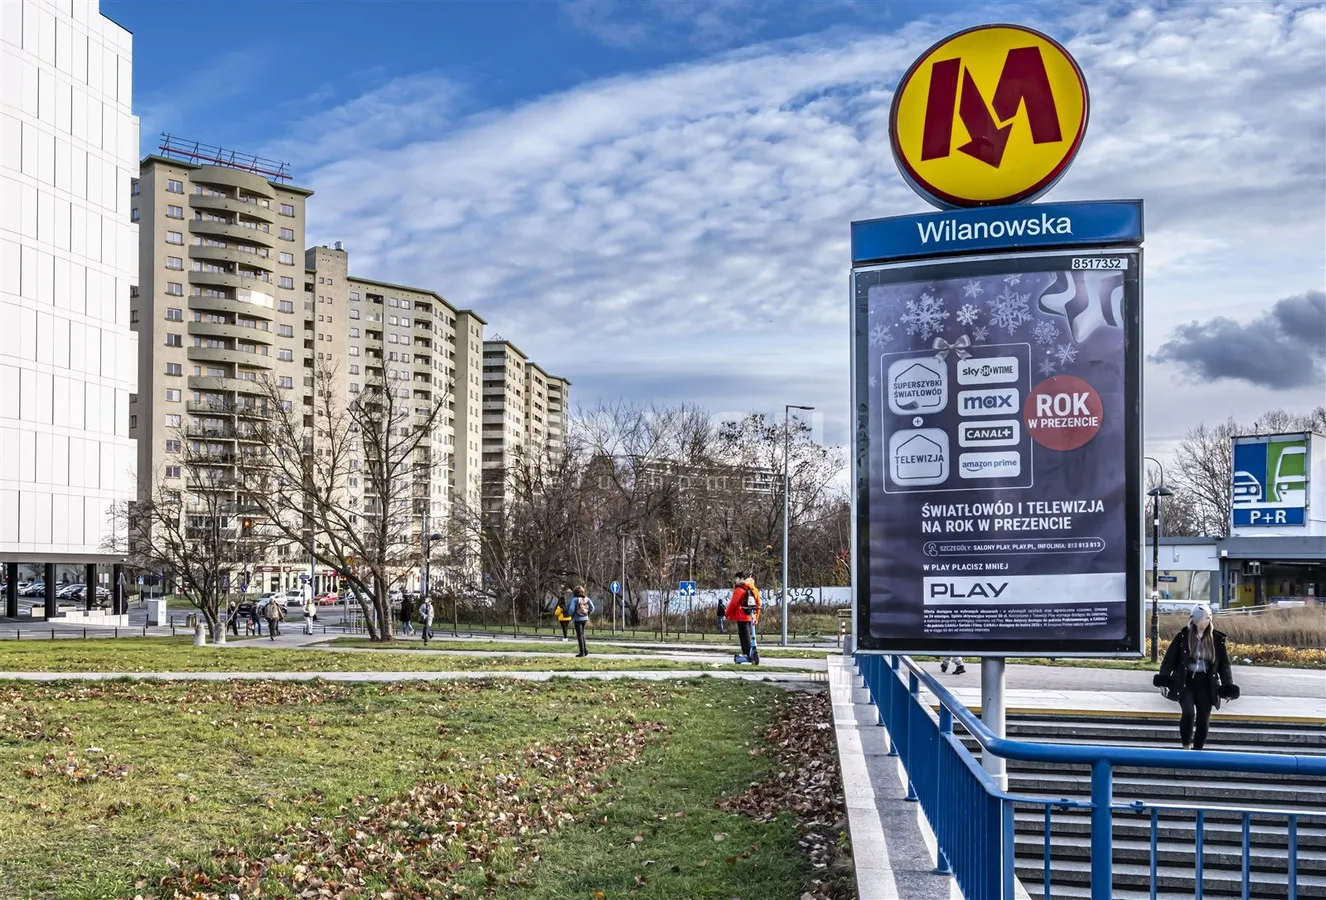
[0,0,139,617]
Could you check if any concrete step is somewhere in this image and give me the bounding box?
[997,717,1326,750]
[1015,858,1326,897]
[1014,832,1326,873]
[1006,772,1324,809]
[1013,807,1326,849]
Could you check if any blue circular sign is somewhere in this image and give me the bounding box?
[610,580,621,594]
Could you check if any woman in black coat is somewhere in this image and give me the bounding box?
[1153,602,1239,750]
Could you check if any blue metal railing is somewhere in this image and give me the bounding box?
[854,653,1326,900]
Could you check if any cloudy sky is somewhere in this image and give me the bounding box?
[107,0,1325,458]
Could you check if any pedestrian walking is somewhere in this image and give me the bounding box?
[724,572,761,663]
[400,594,415,636]
[226,602,239,636]
[1154,602,1239,750]
[554,596,571,641]
[418,596,434,645]
[249,601,262,637]
[569,586,594,656]
[716,599,727,634]
[940,656,966,675]
[264,598,284,639]
[303,593,316,635]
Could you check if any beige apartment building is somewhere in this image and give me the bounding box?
[481,339,571,513]
[130,146,560,594]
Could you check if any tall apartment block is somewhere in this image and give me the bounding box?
[0,0,139,619]
[481,339,570,513]
[129,145,506,593]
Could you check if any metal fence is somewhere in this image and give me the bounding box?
[855,654,1326,900]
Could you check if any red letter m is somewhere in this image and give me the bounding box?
[919,47,1062,168]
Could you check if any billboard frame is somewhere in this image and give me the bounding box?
[851,238,1145,658]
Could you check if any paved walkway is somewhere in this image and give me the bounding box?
[0,669,826,684]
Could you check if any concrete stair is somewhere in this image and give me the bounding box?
[958,715,1326,899]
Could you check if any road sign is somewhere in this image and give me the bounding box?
[300,574,309,582]
[610,580,621,595]
[679,580,697,595]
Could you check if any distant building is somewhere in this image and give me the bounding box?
[481,338,570,512]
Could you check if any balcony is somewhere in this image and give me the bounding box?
[188,269,275,295]
[187,347,274,369]
[186,423,236,440]
[188,244,275,273]
[187,321,276,344]
[189,218,275,248]
[187,293,276,323]
[188,375,266,395]
[189,192,276,223]
[191,165,276,199]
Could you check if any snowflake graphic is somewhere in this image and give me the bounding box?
[868,374,878,388]
[1003,274,1022,286]
[1032,319,1061,346]
[1054,343,1079,365]
[901,292,949,341]
[1038,356,1058,377]
[970,325,989,343]
[987,284,1033,335]
[869,322,892,348]
[956,304,980,326]
[962,279,985,298]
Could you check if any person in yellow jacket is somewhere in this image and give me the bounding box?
[554,595,572,642]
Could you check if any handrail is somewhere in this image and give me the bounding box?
[892,654,1326,777]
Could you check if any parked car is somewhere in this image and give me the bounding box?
[19,582,45,597]
[56,583,85,600]
[315,591,339,605]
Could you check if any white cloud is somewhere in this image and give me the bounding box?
[277,1,1326,452]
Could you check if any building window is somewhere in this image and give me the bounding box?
[166,231,184,245]
[278,252,294,265]
[165,414,182,427]
[278,349,293,361]
[130,309,139,324]
[400,300,411,310]
[349,365,360,375]
[165,466,181,478]
[349,309,360,320]
[278,376,293,388]
[349,347,360,356]
[130,208,140,222]
[279,203,295,216]
[279,227,295,241]
[130,179,140,196]
[164,388,181,402]
[279,276,294,289]
[165,362,182,376]
[165,439,181,453]
[166,179,184,193]
[279,300,294,313]
[165,333,182,347]
[166,283,183,297]
[349,383,360,394]
[278,325,293,337]
[166,205,184,219]
[350,291,360,301]
[166,307,185,321]
[165,256,183,270]
[129,415,137,429]
[349,327,360,338]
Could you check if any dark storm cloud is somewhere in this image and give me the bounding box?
[1151,291,1326,389]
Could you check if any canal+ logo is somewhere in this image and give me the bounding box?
[889,24,1089,209]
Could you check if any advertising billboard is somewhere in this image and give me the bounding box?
[1230,433,1322,531]
[851,213,1143,655]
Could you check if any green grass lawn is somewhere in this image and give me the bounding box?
[324,636,829,660]
[0,638,813,674]
[0,678,823,899]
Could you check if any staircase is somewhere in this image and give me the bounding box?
[957,715,1326,899]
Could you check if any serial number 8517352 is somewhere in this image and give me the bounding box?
[1070,257,1127,270]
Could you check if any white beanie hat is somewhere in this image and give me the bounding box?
[1190,602,1212,623]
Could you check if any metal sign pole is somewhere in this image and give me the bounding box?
[981,658,1007,790]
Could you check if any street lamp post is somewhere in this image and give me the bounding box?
[782,404,814,647]
[1144,456,1174,663]
[423,530,442,606]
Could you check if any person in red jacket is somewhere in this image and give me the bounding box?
[724,572,761,661]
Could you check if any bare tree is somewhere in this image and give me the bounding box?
[238,361,449,641]
[115,422,260,638]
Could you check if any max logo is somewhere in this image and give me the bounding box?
[921,47,1061,168]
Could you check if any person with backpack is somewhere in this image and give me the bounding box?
[1154,602,1239,750]
[418,596,435,645]
[569,586,594,657]
[724,572,761,662]
[399,593,415,636]
[716,599,727,634]
[264,597,284,639]
[554,596,572,642]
